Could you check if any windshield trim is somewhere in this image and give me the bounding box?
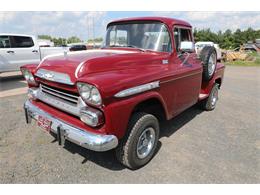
[105,20,173,54]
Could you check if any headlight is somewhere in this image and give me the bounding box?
[77,82,102,106]
[21,68,36,84]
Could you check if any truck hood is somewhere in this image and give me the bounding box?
[36,49,168,84]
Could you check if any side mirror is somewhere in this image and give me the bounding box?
[180,41,195,53]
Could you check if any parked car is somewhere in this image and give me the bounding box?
[195,41,222,61]
[21,17,225,169]
[38,39,55,47]
[0,34,69,73]
[255,39,260,51]
[243,42,259,52]
[69,44,87,51]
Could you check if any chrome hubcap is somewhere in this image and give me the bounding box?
[211,87,218,107]
[137,127,156,159]
[208,53,216,77]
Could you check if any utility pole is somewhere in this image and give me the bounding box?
[87,16,89,43]
[92,17,95,48]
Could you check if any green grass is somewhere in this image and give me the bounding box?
[225,52,260,66]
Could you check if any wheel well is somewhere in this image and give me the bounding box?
[132,98,166,122]
[215,78,222,88]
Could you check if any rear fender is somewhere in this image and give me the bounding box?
[201,63,225,95]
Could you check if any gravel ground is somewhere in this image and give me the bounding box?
[0,66,259,183]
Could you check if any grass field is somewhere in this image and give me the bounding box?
[225,52,260,66]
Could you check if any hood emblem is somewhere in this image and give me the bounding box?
[35,68,74,85]
[44,73,54,79]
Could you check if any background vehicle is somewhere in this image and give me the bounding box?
[195,41,222,61]
[38,39,55,47]
[243,41,259,52]
[69,44,87,51]
[0,33,69,73]
[256,39,260,50]
[21,17,225,169]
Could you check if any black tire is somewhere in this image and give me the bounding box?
[200,46,217,81]
[116,112,159,170]
[200,83,219,111]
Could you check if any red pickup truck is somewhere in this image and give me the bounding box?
[21,17,225,169]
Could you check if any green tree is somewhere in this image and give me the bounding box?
[67,36,82,44]
[87,37,103,43]
[233,29,245,48]
[51,37,67,46]
[193,28,260,49]
[38,35,52,40]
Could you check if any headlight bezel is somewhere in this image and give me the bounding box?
[21,68,37,85]
[77,82,102,106]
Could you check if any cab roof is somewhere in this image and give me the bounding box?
[107,17,192,28]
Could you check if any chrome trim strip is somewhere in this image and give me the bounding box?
[75,61,85,79]
[114,81,160,98]
[160,71,202,84]
[24,100,118,152]
[35,69,74,85]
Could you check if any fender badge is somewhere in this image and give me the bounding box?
[162,59,168,64]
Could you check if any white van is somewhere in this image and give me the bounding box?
[0,34,69,73]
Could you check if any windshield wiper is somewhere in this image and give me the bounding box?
[103,45,147,52]
[110,45,122,47]
[102,45,123,49]
[124,45,146,52]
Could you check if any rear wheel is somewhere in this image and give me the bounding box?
[201,83,219,111]
[116,112,159,169]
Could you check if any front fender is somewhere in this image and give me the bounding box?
[103,90,169,139]
[20,64,38,74]
[20,64,39,87]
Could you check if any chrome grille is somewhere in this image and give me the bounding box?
[37,84,86,116]
[40,84,78,105]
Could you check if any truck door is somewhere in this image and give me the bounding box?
[171,27,202,115]
[0,35,13,72]
[9,35,40,71]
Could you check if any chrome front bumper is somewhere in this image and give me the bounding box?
[24,100,118,152]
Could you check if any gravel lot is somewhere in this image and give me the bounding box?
[0,66,259,183]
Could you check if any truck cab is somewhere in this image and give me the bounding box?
[0,34,40,72]
[0,33,69,73]
[21,17,225,169]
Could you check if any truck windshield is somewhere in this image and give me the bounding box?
[104,22,172,52]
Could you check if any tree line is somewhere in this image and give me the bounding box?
[38,35,103,46]
[194,28,260,49]
[38,35,83,46]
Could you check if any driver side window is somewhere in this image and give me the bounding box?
[0,36,11,48]
[109,30,128,46]
[173,27,192,52]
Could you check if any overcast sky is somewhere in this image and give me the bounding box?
[0,11,259,41]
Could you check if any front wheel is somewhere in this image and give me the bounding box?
[116,112,159,169]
